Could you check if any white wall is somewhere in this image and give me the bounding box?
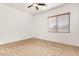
[0,4,34,44]
[34,4,79,47]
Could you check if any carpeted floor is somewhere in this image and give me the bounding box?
[0,38,79,56]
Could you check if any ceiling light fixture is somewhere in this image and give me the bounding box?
[33,3,38,7]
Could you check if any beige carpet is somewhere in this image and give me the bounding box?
[0,38,79,56]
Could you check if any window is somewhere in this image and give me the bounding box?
[48,13,70,33]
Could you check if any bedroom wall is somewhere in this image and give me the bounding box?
[34,4,79,47]
[0,4,34,44]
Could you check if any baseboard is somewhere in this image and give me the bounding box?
[0,37,34,45]
[1,37,79,48]
[34,37,79,48]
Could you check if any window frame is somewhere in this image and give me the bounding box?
[48,12,70,33]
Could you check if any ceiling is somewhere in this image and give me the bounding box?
[3,3,64,15]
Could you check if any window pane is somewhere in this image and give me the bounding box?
[48,17,57,32]
[58,14,70,32]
